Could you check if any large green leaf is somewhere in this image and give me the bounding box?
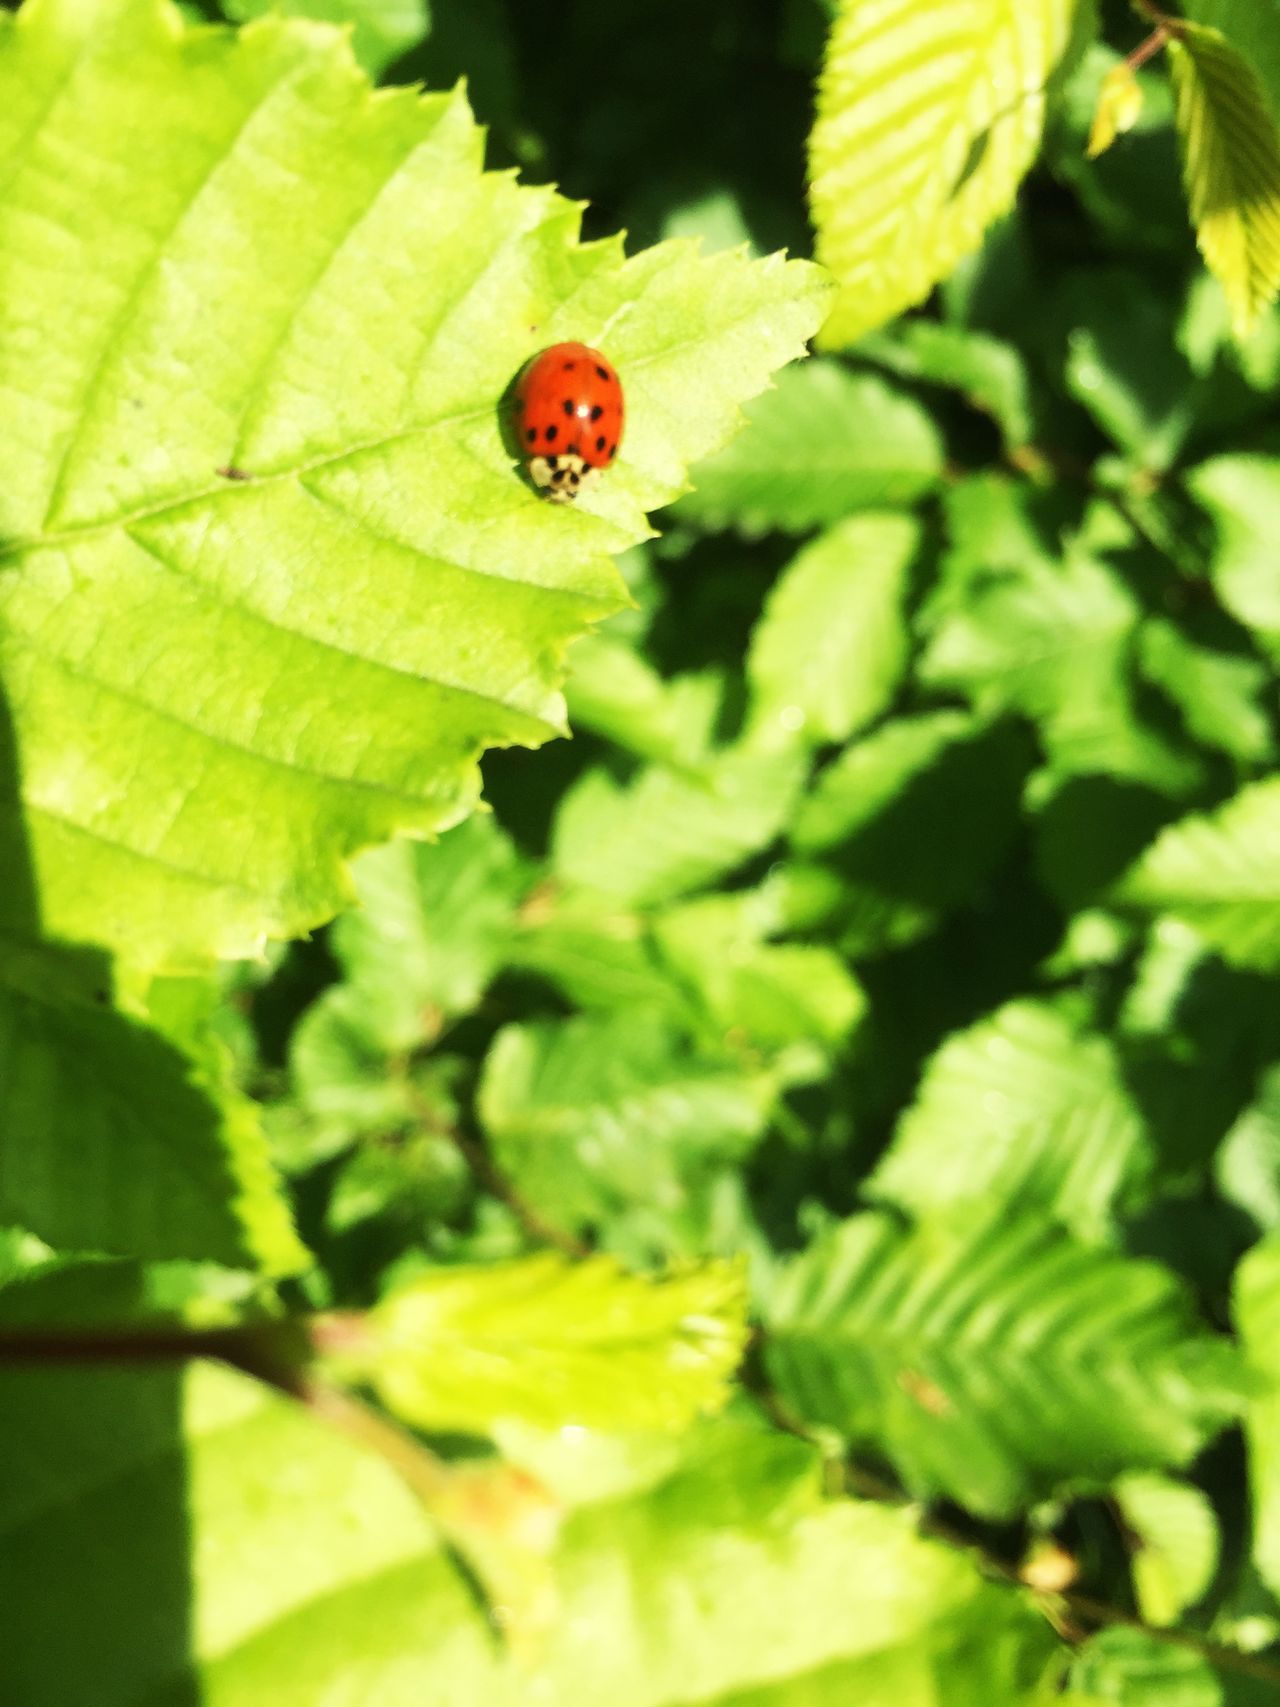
[765,1210,1247,1516]
[0,1366,1063,1705]
[1113,778,1280,971]
[869,999,1153,1242]
[809,0,1086,346]
[1168,20,1280,335]
[0,0,830,981]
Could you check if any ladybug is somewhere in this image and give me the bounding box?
[514,342,624,503]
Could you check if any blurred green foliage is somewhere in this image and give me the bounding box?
[6,0,1280,1701]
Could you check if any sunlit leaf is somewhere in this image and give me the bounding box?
[809,0,1086,346]
[1168,21,1280,334]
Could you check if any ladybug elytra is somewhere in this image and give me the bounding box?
[514,342,624,503]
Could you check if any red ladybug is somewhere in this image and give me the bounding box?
[514,342,624,503]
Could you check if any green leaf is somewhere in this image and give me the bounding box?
[790,712,1030,955]
[1184,2,1280,126]
[478,1011,776,1238]
[856,318,1035,449]
[359,1252,749,1435]
[809,0,1086,346]
[765,1210,1247,1516]
[745,513,918,751]
[0,956,304,1269]
[552,747,806,909]
[652,890,868,1055]
[1139,618,1274,766]
[1059,270,1199,471]
[1168,21,1280,335]
[0,0,830,980]
[565,635,724,766]
[1235,1230,1280,1600]
[920,547,1199,792]
[1113,1473,1219,1627]
[0,1365,1065,1705]
[1068,1628,1224,1707]
[1190,455,1280,656]
[332,813,531,1043]
[869,999,1153,1243]
[530,1422,1060,1707]
[1113,778,1280,971]
[674,360,943,535]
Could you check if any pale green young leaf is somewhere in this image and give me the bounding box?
[869,999,1153,1242]
[478,1011,776,1238]
[360,1252,749,1435]
[745,512,919,751]
[1087,61,1145,158]
[1168,22,1280,335]
[1113,778,1280,971]
[765,1210,1247,1515]
[674,360,943,535]
[552,748,806,909]
[1235,1230,1280,1600]
[0,0,830,980]
[1113,1473,1219,1627]
[809,0,1085,346]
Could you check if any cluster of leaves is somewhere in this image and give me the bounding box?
[6,0,1280,1702]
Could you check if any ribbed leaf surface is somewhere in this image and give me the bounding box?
[1169,21,1280,334]
[870,999,1152,1242]
[765,1210,1247,1515]
[809,0,1083,346]
[1113,778,1280,971]
[0,0,829,979]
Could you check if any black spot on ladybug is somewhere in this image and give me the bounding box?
[563,359,577,370]
[567,443,580,458]
[608,442,618,458]
[596,365,610,381]
[595,435,607,452]
[525,427,537,443]
[563,398,576,417]
[590,404,603,421]
[545,424,558,442]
